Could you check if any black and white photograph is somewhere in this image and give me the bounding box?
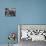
[5,8,16,16]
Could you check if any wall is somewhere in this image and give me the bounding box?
[16,0,46,24]
[0,0,46,44]
[0,0,18,44]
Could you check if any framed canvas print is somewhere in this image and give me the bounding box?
[5,8,16,16]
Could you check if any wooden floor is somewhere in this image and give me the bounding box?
[0,40,46,46]
[0,44,18,46]
[19,39,46,46]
